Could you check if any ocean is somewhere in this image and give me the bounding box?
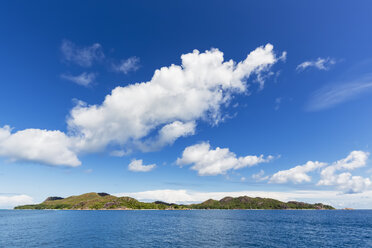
[1,210,371,247]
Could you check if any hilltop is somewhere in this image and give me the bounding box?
[14,193,334,210]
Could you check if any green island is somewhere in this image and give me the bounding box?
[14,192,334,210]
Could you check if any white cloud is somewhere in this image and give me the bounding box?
[61,72,96,87]
[114,188,372,208]
[269,161,327,184]
[0,194,34,209]
[297,57,336,71]
[0,126,80,167]
[307,74,372,111]
[318,151,371,193]
[128,159,156,172]
[68,44,283,153]
[268,151,371,194]
[61,40,104,67]
[176,142,273,176]
[321,173,372,194]
[0,45,283,166]
[116,189,197,204]
[113,57,140,74]
[252,169,269,181]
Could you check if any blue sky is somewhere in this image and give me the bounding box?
[1,0,372,209]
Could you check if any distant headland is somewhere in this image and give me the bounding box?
[14,192,334,210]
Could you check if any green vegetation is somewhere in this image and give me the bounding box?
[190,196,334,210]
[14,193,185,210]
[14,193,334,210]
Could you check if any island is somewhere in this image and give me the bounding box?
[14,192,334,210]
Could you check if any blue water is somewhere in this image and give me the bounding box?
[1,210,372,247]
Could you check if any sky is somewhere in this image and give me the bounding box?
[1,0,372,209]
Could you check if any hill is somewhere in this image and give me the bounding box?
[14,192,184,210]
[14,193,334,210]
[191,196,334,210]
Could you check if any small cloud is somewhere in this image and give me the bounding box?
[110,149,132,157]
[279,51,287,62]
[112,57,140,74]
[297,57,336,72]
[61,72,96,87]
[128,159,156,172]
[61,40,104,67]
[269,161,326,184]
[84,169,93,174]
[274,97,282,111]
[176,142,273,176]
[252,170,269,181]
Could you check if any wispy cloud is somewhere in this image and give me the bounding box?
[252,170,269,181]
[274,97,282,110]
[297,57,336,71]
[307,73,372,111]
[112,57,140,74]
[61,72,96,87]
[61,40,104,67]
[110,149,132,157]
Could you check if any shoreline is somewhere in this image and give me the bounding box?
[12,208,338,211]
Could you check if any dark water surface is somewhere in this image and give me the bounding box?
[1,210,371,247]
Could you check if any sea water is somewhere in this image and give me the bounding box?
[1,210,371,247]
